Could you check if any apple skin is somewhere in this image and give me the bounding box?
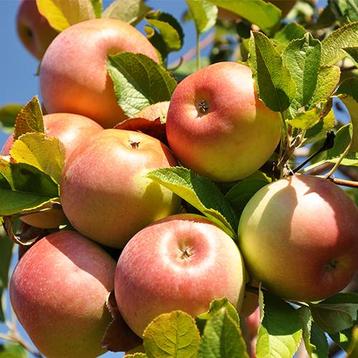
[115,214,246,337]
[238,175,358,302]
[166,62,281,182]
[2,113,102,229]
[9,230,117,358]
[60,129,181,248]
[16,0,58,59]
[40,18,160,128]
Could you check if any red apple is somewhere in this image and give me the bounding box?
[9,230,116,358]
[239,175,358,301]
[115,214,246,336]
[166,62,281,182]
[60,129,180,248]
[2,113,103,229]
[16,0,58,59]
[40,18,160,128]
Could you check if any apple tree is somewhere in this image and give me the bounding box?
[1,0,358,357]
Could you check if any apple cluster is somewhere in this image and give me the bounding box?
[5,1,358,357]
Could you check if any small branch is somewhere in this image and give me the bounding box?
[0,333,42,357]
[326,176,358,188]
[292,131,336,174]
[169,32,215,68]
[324,143,351,179]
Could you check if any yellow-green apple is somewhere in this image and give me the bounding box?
[16,0,58,59]
[115,214,246,336]
[2,113,103,229]
[9,230,116,358]
[166,62,281,182]
[40,18,160,128]
[239,174,358,302]
[60,129,180,248]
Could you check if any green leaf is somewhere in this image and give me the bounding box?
[344,47,358,66]
[10,133,65,184]
[347,326,358,357]
[107,52,177,117]
[197,298,249,358]
[303,124,358,171]
[310,293,358,334]
[0,232,13,322]
[283,33,321,109]
[14,97,44,140]
[36,0,96,31]
[0,343,28,358]
[125,354,148,358]
[299,306,329,358]
[186,0,218,34]
[102,0,150,25]
[0,159,59,216]
[287,107,331,130]
[338,77,358,101]
[207,0,281,33]
[0,234,13,289]
[273,23,306,51]
[147,167,237,237]
[329,324,357,351]
[338,79,358,151]
[321,21,358,66]
[143,311,200,358]
[145,11,184,61]
[334,0,358,23]
[248,31,296,112]
[309,66,340,108]
[90,0,102,17]
[256,290,303,358]
[0,104,22,132]
[225,172,271,217]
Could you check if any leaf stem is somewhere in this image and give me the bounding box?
[277,113,290,178]
[324,142,351,179]
[196,31,201,71]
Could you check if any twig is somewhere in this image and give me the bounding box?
[326,176,358,188]
[169,32,215,68]
[0,333,42,357]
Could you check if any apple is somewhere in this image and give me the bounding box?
[166,62,281,182]
[40,18,160,128]
[60,129,181,248]
[9,230,117,358]
[2,113,103,229]
[115,214,246,336]
[238,174,358,302]
[16,0,58,59]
